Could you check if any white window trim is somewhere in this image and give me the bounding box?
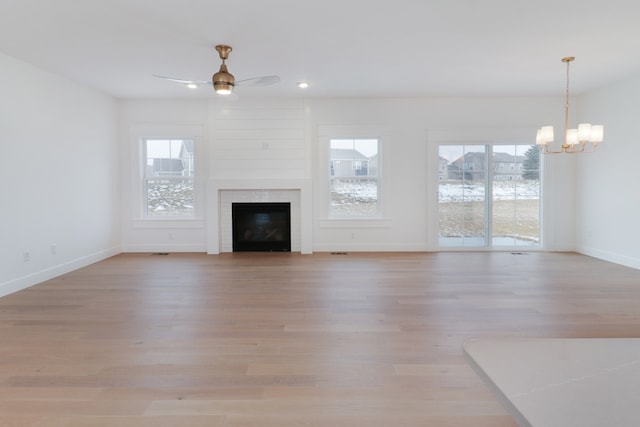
[428,127,544,251]
[429,127,543,251]
[319,126,389,220]
[130,125,204,223]
[143,138,195,218]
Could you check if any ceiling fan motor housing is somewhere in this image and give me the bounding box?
[213,64,235,93]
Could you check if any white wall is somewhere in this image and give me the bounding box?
[119,99,208,252]
[308,97,575,251]
[0,52,120,296]
[3,50,637,296]
[6,46,629,283]
[575,74,640,269]
[120,95,576,253]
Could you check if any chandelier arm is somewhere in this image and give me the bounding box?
[577,143,599,154]
[539,145,564,154]
[565,143,586,154]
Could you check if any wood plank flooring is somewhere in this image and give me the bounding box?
[1,251,640,426]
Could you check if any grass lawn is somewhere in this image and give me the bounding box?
[439,199,540,242]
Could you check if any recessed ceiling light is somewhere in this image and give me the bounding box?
[186,83,198,89]
[297,81,309,89]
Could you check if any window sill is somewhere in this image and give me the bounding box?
[132,218,204,229]
[319,218,392,229]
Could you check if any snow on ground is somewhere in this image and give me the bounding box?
[147,182,194,216]
[329,180,540,205]
[145,179,540,217]
[438,180,539,202]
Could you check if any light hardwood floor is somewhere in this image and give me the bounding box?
[1,251,640,426]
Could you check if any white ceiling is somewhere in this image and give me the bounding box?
[2,0,640,99]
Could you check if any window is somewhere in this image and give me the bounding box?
[143,139,195,217]
[438,144,540,247]
[329,138,379,217]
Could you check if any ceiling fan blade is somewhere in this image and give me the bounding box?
[155,46,279,94]
[152,75,211,85]
[235,75,281,87]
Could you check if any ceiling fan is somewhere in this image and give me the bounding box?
[153,44,280,95]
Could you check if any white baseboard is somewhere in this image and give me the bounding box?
[121,243,207,253]
[576,245,640,271]
[0,246,122,298]
[312,243,429,252]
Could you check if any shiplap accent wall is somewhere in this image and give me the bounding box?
[207,99,313,254]
[211,100,309,179]
[120,96,579,256]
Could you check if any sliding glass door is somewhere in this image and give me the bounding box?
[438,145,487,247]
[438,144,540,248]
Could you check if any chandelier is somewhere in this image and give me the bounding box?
[535,57,604,154]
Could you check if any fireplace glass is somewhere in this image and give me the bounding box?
[232,202,291,252]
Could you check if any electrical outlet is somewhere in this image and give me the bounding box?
[51,244,57,255]
[23,251,30,262]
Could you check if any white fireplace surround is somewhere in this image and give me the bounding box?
[221,190,299,252]
[207,179,313,254]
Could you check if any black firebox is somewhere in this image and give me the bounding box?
[231,202,291,252]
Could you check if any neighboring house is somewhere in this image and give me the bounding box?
[149,140,194,177]
[438,156,448,180]
[449,152,486,180]
[493,152,524,181]
[448,152,525,180]
[367,152,379,177]
[330,148,371,177]
[447,163,461,180]
[179,140,194,176]
[152,158,184,176]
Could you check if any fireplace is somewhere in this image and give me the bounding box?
[232,202,291,252]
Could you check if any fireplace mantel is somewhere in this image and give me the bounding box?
[207,178,312,254]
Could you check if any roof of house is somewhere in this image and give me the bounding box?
[330,149,369,160]
[452,152,525,164]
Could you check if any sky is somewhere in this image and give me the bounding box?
[438,144,535,162]
[146,139,188,159]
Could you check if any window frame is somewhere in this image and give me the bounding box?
[142,138,196,219]
[328,137,381,218]
[436,143,542,249]
[130,125,204,224]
